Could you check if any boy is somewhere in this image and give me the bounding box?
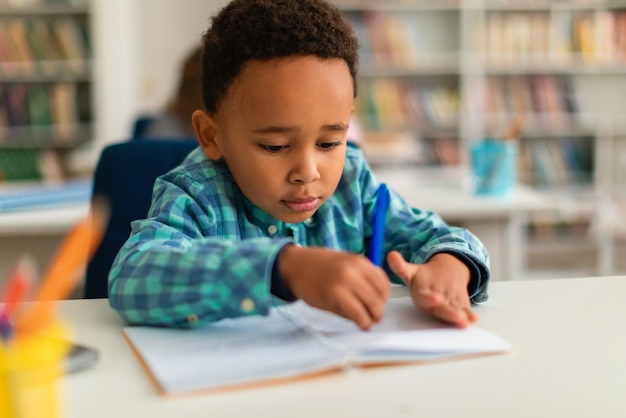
[108,0,490,331]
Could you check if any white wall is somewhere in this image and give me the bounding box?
[91,0,140,147]
[137,0,229,113]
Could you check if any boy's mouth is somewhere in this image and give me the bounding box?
[282,197,320,213]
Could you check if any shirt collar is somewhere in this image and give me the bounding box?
[242,194,288,236]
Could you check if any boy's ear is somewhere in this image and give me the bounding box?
[192,110,223,161]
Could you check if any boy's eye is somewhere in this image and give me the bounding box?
[318,141,342,150]
[260,144,287,153]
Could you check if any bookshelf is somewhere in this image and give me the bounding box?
[0,0,92,181]
[333,0,626,277]
[337,1,464,167]
[467,0,626,277]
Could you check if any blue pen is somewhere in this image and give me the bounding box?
[368,183,390,267]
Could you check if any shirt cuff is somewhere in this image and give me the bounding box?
[270,243,297,302]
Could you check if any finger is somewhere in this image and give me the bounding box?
[345,266,388,324]
[334,290,374,331]
[363,262,390,302]
[433,292,476,327]
[428,304,471,328]
[386,251,417,284]
[465,306,478,323]
[445,293,477,324]
[353,279,387,324]
[450,303,477,326]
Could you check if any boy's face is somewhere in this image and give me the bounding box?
[194,56,354,224]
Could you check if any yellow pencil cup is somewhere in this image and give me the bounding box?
[0,321,69,418]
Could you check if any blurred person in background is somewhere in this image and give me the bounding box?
[140,46,203,140]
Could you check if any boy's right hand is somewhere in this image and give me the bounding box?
[279,245,389,330]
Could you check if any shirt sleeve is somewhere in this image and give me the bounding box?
[108,175,293,328]
[357,159,491,303]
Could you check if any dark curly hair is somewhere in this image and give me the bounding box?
[201,0,359,113]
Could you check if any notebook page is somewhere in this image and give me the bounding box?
[124,309,347,395]
[279,297,512,363]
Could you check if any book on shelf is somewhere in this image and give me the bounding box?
[0,147,42,181]
[363,12,391,68]
[0,82,83,144]
[484,75,579,129]
[25,20,47,65]
[4,19,35,75]
[76,82,91,123]
[480,8,626,66]
[0,14,91,74]
[0,86,7,136]
[507,76,534,115]
[0,25,14,75]
[0,21,26,75]
[50,82,78,140]
[378,13,420,68]
[357,80,459,134]
[5,84,29,128]
[124,297,512,396]
[26,84,52,133]
[519,136,594,189]
[52,17,89,72]
[27,19,68,74]
[544,139,571,187]
[343,10,426,70]
[371,79,406,130]
[418,86,459,127]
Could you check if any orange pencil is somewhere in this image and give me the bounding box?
[1,254,36,317]
[0,255,36,340]
[16,200,109,336]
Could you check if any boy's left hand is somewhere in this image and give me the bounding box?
[387,251,477,328]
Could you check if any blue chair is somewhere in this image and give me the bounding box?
[85,140,198,299]
[131,115,156,138]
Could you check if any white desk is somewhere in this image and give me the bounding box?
[375,167,555,280]
[0,203,90,236]
[60,276,626,418]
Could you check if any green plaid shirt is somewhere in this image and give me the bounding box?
[109,143,490,327]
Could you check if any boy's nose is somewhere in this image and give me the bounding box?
[289,153,320,184]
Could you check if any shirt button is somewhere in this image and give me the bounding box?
[304,217,313,225]
[268,225,277,235]
[240,298,255,312]
[187,313,199,324]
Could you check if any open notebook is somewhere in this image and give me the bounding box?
[124,297,512,396]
